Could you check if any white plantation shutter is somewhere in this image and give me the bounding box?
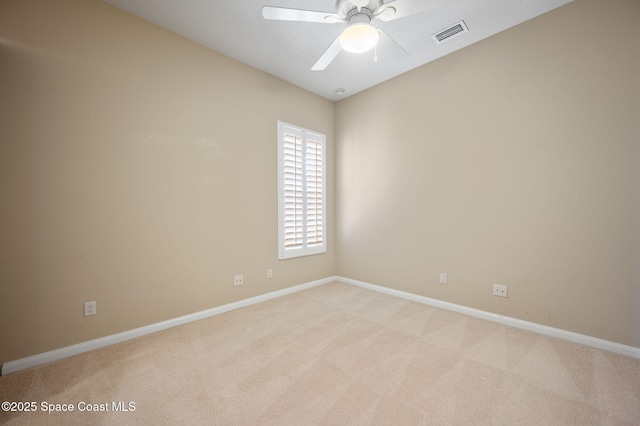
[278,121,326,259]
[305,139,323,247]
[283,132,304,250]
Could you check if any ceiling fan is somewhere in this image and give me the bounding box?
[262,0,446,70]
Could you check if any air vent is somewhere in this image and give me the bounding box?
[432,20,468,44]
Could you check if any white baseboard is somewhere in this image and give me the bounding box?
[3,275,637,375]
[335,276,640,360]
[1,276,335,376]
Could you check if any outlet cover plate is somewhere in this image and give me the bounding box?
[234,275,244,286]
[493,284,507,298]
[84,301,96,316]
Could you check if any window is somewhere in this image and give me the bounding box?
[277,121,326,259]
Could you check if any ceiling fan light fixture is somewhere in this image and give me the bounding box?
[339,22,379,53]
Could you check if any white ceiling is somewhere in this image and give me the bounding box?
[101,0,573,102]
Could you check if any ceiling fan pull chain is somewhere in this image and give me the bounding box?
[374,44,378,63]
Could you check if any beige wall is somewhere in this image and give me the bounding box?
[336,0,640,347]
[0,0,335,365]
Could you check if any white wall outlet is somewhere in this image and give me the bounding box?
[493,284,507,298]
[84,301,96,316]
[440,273,447,284]
[267,269,273,279]
[233,275,244,286]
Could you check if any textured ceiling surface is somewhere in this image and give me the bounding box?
[101,0,573,101]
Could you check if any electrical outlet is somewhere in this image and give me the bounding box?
[440,273,447,284]
[84,301,96,316]
[267,269,273,279]
[493,284,507,298]
[233,275,244,286]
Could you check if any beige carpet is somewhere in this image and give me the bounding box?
[1,282,639,425]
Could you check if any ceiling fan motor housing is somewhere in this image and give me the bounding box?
[337,0,383,18]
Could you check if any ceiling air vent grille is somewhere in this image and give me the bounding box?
[432,20,468,44]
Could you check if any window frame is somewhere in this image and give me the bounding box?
[277,121,327,260]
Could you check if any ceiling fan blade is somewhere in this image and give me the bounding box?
[376,0,450,22]
[262,6,342,23]
[311,36,342,71]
